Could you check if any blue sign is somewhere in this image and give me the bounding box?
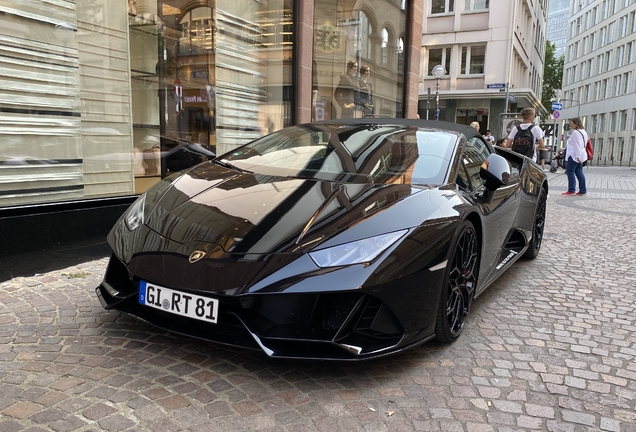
[507,94,515,101]
[552,102,563,110]
[487,83,506,89]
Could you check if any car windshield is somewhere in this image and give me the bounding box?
[219,123,458,185]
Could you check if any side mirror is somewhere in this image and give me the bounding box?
[480,153,511,191]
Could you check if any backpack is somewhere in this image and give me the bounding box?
[585,137,594,161]
[511,124,536,158]
[576,130,594,162]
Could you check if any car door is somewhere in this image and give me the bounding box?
[455,137,522,291]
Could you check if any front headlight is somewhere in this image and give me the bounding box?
[309,229,408,268]
[124,194,146,231]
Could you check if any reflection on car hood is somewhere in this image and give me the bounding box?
[144,163,425,254]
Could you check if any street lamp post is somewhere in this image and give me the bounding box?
[432,65,445,121]
[560,98,581,118]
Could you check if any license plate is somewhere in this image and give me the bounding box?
[138,281,218,324]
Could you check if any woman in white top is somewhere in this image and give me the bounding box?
[563,117,587,196]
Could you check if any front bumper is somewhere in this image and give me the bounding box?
[96,253,431,360]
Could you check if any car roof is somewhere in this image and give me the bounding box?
[309,118,483,140]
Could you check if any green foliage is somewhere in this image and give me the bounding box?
[541,41,564,120]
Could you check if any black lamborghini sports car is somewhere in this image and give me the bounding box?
[97,119,547,360]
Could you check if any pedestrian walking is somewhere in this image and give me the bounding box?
[562,117,588,196]
[502,107,544,162]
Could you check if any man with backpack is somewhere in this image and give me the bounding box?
[503,108,545,165]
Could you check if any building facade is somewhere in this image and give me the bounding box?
[560,0,636,166]
[420,0,549,139]
[546,0,570,57]
[0,0,423,257]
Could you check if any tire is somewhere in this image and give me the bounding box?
[522,188,546,260]
[434,220,480,343]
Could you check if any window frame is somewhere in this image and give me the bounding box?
[431,0,455,14]
[464,0,489,12]
[457,136,492,191]
[380,28,390,65]
[460,45,486,75]
[428,47,452,77]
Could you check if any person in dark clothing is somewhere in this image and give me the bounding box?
[357,65,374,117]
[334,60,359,118]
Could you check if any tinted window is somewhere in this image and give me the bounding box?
[220,124,458,185]
[461,137,491,190]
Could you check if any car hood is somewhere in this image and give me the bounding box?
[143,163,428,255]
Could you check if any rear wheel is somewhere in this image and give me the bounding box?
[434,220,479,343]
[523,188,546,260]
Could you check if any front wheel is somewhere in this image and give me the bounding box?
[522,188,546,260]
[434,220,480,343]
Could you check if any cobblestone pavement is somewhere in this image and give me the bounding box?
[1,167,635,432]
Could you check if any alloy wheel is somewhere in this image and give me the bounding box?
[445,226,479,337]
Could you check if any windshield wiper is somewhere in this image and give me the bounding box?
[213,159,252,173]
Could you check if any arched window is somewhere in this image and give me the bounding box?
[381,28,389,65]
[397,37,404,73]
[359,11,372,60]
[178,7,214,55]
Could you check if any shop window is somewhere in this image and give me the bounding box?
[314,0,406,120]
[456,108,489,132]
[0,1,136,206]
[127,0,294,192]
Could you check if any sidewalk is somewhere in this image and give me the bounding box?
[1,166,636,432]
[545,165,636,199]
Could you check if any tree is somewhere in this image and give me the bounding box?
[541,41,564,121]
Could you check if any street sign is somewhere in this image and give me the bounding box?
[487,83,506,89]
[507,94,515,101]
[553,110,560,119]
[552,102,563,110]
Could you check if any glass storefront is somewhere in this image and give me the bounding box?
[312,0,407,120]
[456,107,489,131]
[129,0,293,180]
[0,0,409,209]
[0,0,293,206]
[129,0,294,192]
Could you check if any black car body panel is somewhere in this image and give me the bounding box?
[97,119,548,360]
